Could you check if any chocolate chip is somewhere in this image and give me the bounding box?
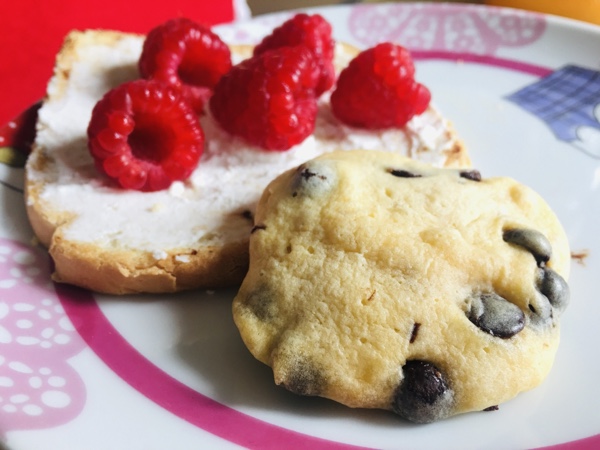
[281,360,324,396]
[392,360,454,423]
[527,291,554,328]
[388,168,422,178]
[409,323,421,343]
[537,267,570,314]
[300,168,324,181]
[241,209,253,221]
[459,170,482,181]
[291,161,337,198]
[503,228,552,266]
[483,405,499,411]
[244,287,276,321]
[468,293,525,338]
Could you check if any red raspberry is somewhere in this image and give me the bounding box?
[139,17,232,114]
[209,46,319,151]
[87,79,204,191]
[253,13,335,96]
[330,43,431,129]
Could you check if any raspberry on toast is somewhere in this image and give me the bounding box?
[25,28,469,294]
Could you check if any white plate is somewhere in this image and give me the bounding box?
[1,3,599,449]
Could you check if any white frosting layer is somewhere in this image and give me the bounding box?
[29,35,460,258]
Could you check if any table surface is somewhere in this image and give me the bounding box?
[0,1,235,128]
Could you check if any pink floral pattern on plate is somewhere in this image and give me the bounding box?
[0,238,86,433]
[348,4,546,54]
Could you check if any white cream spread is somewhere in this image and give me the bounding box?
[28,35,461,258]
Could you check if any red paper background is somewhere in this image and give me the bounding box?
[0,1,235,127]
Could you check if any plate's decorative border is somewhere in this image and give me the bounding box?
[347,3,547,54]
[56,283,371,450]
[0,239,86,434]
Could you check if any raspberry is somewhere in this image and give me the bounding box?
[139,17,232,114]
[209,46,319,151]
[87,79,204,191]
[253,13,335,96]
[330,43,431,129]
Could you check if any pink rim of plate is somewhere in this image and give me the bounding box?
[52,51,598,449]
[56,284,370,450]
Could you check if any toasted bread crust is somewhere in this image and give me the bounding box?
[27,188,250,294]
[52,31,141,101]
[25,30,470,295]
[48,231,249,294]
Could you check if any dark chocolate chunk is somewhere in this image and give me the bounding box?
[409,323,421,344]
[537,267,570,314]
[459,170,482,181]
[281,360,324,397]
[388,168,422,178]
[392,360,454,423]
[244,287,276,321]
[527,291,554,328]
[503,228,552,266]
[291,162,336,198]
[300,168,325,181]
[483,405,499,412]
[468,293,525,338]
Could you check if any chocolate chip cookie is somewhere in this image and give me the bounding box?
[232,150,570,423]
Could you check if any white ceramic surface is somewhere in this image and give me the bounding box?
[1,3,599,449]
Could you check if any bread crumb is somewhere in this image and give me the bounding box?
[149,202,164,213]
[152,250,168,260]
[168,181,185,198]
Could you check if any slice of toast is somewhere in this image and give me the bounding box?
[25,29,470,294]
